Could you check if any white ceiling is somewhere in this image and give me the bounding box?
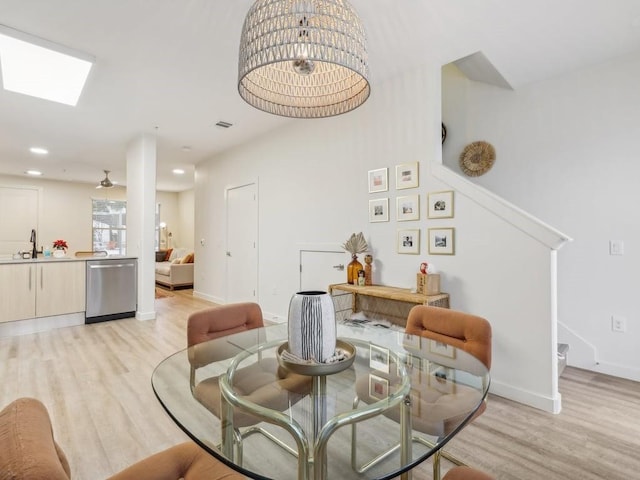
[1,0,639,192]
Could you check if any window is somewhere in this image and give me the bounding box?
[92,199,126,255]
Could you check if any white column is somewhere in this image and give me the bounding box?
[126,133,157,321]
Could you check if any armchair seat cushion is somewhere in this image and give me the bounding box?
[194,358,311,427]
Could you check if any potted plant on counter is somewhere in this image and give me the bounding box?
[52,239,68,258]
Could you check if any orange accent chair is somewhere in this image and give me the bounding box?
[443,466,495,480]
[405,305,492,480]
[0,397,245,480]
[187,302,311,462]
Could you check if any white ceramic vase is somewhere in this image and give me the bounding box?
[288,291,336,363]
[53,249,66,258]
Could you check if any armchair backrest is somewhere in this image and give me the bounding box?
[187,302,264,347]
[0,397,71,480]
[187,302,265,378]
[405,305,492,370]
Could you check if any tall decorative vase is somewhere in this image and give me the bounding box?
[288,291,336,363]
[347,254,363,285]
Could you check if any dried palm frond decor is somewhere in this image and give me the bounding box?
[460,141,496,177]
[342,232,368,284]
[237,0,370,118]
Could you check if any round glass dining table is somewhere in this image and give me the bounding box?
[152,321,489,480]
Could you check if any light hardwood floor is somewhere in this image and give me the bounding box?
[1,288,639,479]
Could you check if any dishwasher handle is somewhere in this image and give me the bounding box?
[88,263,136,269]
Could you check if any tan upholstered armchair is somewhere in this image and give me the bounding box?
[405,305,492,480]
[187,302,311,462]
[0,397,245,480]
[405,305,492,371]
[443,466,495,479]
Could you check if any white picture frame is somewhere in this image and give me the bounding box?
[396,194,420,221]
[427,190,454,219]
[369,344,390,373]
[368,168,388,193]
[395,162,419,190]
[397,229,420,255]
[369,374,389,400]
[369,198,389,222]
[428,227,455,255]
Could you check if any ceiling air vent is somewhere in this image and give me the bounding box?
[215,121,233,129]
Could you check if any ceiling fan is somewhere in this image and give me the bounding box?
[96,170,113,189]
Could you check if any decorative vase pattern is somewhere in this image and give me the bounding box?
[347,255,363,285]
[288,291,336,363]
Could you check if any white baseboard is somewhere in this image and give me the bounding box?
[136,310,156,321]
[193,290,224,304]
[0,312,84,338]
[490,379,562,414]
[586,361,640,382]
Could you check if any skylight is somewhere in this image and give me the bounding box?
[0,24,94,106]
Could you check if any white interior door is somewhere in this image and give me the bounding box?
[299,250,346,292]
[0,187,39,255]
[226,183,258,303]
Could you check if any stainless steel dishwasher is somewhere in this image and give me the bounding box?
[85,258,137,324]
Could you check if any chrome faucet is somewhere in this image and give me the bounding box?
[30,229,37,258]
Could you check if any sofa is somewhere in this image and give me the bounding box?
[155,247,194,289]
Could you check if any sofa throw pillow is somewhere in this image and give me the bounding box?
[172,258,182,264]
[164,248,173,261]
[156,251,167,262]
[181,253,194,264]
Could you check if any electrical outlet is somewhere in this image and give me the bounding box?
[609,240,624,255]
[612,315,627,333]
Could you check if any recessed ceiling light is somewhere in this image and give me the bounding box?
[173,169,185,175]
[29,147,48,155]
[0,24,94,106]
[181,146,192,152]
[25,170,42,176]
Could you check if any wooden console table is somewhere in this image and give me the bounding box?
[328,283,449,328]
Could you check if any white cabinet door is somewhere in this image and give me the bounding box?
[0,187,39,255]
[0,264,35,322]
[36,262,86,317]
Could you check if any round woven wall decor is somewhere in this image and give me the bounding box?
[459,141,496,177]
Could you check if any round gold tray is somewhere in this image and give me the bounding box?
[277,339,356,376]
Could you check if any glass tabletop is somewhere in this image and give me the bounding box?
[152,322,489,480]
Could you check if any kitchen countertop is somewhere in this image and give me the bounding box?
[0,255,137,265]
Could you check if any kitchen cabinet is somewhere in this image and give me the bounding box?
[36,261,85,317]
[0,263,36,322]
[0,261,85,323]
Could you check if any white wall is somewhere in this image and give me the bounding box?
[442,51,640,381]
[194,64,564,412]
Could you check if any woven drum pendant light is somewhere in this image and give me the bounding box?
[238,0,370,118]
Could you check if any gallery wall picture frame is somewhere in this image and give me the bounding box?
[369,344,390,373]
[368,167,388,193]
[369,373,389,400]
[395,162,419,190]
[428,227,455,255]
[369,198,389,223]
[427,190,454,219]
[396,194,420,221]
[429,339,457,359]
[397,228,420,255]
